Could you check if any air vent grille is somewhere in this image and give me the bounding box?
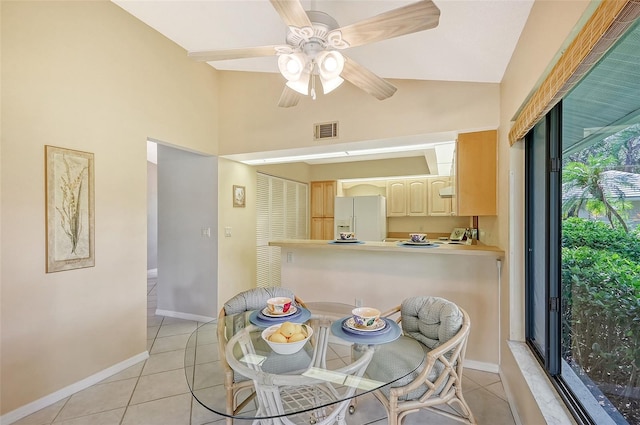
[314,122,338,140]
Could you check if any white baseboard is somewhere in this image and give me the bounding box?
[500,367,524,425]
[0,351,149,425]
[155,309,215,323]
[147,268,158,278]
[465,359,499,374]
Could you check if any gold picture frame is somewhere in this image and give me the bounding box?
[45,145,95,272]
[233,185,246,208]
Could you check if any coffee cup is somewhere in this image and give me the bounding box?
[409,233,427,243]
[266,297,292,315]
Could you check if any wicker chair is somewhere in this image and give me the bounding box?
[371,296,476,425]
[217,287,306,424]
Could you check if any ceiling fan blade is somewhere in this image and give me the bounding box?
[188,46,280,62]
[341,57,397,101]
[334,0,440,49]
[278,85,301,108]
[270,0,312,29]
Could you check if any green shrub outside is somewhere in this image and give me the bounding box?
[561,218,640,419]
[562,217,640,263]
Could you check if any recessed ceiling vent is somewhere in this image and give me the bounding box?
[314,122,338,140]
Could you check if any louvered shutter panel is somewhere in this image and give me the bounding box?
[285,182,297,238]
[271,179,285,241]
[257,173,270,247]
[256,173,309,288]
[256,174,271,287]
[297,184,308,239]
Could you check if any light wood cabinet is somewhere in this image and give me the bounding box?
[406,178,427,216]
[310,181,336,239]
[386,179,427,217]
[386,180,407,216]
[311,217,335,239]
[311,181,336,218]
[456,130,497,216]
[427,177,453,216]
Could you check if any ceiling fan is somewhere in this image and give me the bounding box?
[188,0,441,107]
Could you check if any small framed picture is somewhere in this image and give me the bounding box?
[233,185,246,208]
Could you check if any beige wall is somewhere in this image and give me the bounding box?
[1,1,219,415]
[497,0,593,423]
[255,162,312,184]
[218,71,500,155]
[217,158,258,311]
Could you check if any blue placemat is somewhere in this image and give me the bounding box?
[331,317,401,344]
[249,307,311,328]
[396,242,438,248]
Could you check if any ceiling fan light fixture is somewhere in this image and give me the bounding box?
[278,53,307,81]
[286,70,311,95]
[316,51,344,80]
[319,75,344,94]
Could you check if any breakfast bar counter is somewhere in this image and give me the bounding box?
[269,239,505,371]
[269,239,504,257]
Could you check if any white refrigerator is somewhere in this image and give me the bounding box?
[334,195,387,241]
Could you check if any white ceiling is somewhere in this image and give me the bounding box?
[123,0,534,165]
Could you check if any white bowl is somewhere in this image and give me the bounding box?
[261,324,313,355]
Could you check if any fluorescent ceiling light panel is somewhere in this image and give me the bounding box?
[240,141,455,165]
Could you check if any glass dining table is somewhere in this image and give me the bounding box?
[184,302,425,424]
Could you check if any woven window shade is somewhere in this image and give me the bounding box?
[509,0,640,145]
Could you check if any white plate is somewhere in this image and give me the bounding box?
[344,317,387,332]
[333,239,360,243]
[261,305,298,318]
[401,240,433,246]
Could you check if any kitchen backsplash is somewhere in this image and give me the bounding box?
[387,216,471,234]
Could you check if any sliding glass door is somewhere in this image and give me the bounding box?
[525,19,640,425]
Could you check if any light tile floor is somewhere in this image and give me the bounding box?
[13,278,516,425]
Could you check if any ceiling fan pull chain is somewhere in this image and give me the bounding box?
[311,75,317,100]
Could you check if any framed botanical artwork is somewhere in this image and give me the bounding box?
[233,185,246,208]
[45,145,95,272]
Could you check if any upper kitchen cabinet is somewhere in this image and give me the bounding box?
[310,180,336,239]
[456,130,497,216]
[386,180,406,216]
[427,176,453,216]
[386,179,427,217]
[406,178,428,216]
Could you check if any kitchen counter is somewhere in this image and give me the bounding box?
[269,239,504,258]
[269,238,505,370]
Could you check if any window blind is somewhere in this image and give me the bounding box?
[509,0,640,145]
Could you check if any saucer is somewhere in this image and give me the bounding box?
[403,240,431,245]
[343,317,387,332]
[261,305,297,318]
[333,239,360,243]
[400,240,434,246]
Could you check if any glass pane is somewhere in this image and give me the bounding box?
[561,19,640,425]
[528,119,548,357]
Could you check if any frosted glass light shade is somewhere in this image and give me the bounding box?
[286,70,311,95]
[319,75,344,94]
[317,51,345,80]
[278,53,307,81]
